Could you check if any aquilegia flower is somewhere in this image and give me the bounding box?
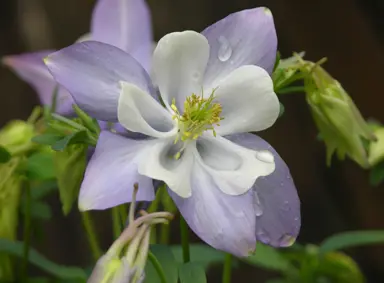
[45,7,300,257]
[2,0,152,115]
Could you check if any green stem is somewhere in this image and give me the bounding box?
[112,207,121,239]
[21,183,32,282]
[222,254,233,283]
[118,204,127,227]
[276,86,306,95]
[81,212,102,261]
[180,216,190,263]
[148,251,168,283]
[160,224,170,244]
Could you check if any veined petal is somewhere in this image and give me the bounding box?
[138,139,194,198]
[202,7,277,87]
[152,31,209,110]
[118,81,176,138]
[169,161,256,257]
[79,131,155,211]
[227,133,301,247]
[196,134,275,195]
[214,65,279,136]
[2,51,74,115]
[45,41,154,122]
[91,0,153,72]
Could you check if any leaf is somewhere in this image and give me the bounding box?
[242,242,292,271]
[54,145,87,215]
[0,238,87,280]
[179,262,207,283]
[31,180,58,200]
[26,152,56,180]
[32,134,63,146]
[369,161,384,186]
[145,245,178,283]
[52,131,89,151]
[0,145,11,163]
[319,230,384,254]
[21,200,52,220]
[171,244,225,269]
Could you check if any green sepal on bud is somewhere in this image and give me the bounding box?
[0,120,36,156]
[298,58,375,167]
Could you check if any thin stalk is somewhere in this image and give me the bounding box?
[148,251,168,283]
[81,212,102,261]
[222,254,233,283]
[180,216,190,263]
[21,183,32,282]
[112,207,121,239]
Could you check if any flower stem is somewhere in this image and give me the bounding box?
[112,207,121,239]
[148,251,168,283]
[81,212,102,261]
[222,254,233,283]
[180,215,190,263]
[21,183,31,282]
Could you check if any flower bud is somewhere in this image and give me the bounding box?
[0,120,35,155]
[87,184,173,283]
[300,60,375,167]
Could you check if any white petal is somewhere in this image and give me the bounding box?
[195,134,275,195]
[138,139,194,198]
[152,31,209,110]
[118,81,176,138]
[212,65,279,136]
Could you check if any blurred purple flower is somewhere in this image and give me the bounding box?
[45,7,300,257]
[2,0,152,115]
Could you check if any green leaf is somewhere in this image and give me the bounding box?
[0,145,11,163]
[26,152,55,180]
[369,161,384,186]
[319,230,384,254]
[21,200,52,220]
[179,262,207,283]
[31,180,58,200]
[32,134,63,146]
[171,244,225,269]
[0,238,87,280]
[52,131,89,151]
[145,245,178,283]
[242,242,292,271]
[54,145,87,215]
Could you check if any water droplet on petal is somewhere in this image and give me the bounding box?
[217,36,232,62]
[257,230,270,244]
[279,234,296,247]
[192,72,200,81]
[286,175,291,180]
[256,150,274,163]
[280,182,284,187]
[253,192,263,217]
[282,200,290,211]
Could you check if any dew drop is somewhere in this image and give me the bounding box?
[217,36,232,62]
[253,192,263,217]
[282,200,290,211]
[280,182,284,187]
[257,230,270,244]
[192,72,200,81]
[256,150,274,163]
[279,234,296,247]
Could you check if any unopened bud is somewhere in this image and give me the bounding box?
[0,120,35,154]
[299,60,375,167]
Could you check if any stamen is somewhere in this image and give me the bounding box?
[171,88,223,155]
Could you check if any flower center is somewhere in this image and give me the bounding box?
[170,89,223,158]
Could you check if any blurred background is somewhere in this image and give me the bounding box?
[0,0,383,282]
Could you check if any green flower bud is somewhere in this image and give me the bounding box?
[88,185,173,283]
[0,120,35,155]
[300,60,375,167]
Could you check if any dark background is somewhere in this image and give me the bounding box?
[0,0,383,282]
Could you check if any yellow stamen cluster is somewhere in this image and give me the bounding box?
[171,89,223,147]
